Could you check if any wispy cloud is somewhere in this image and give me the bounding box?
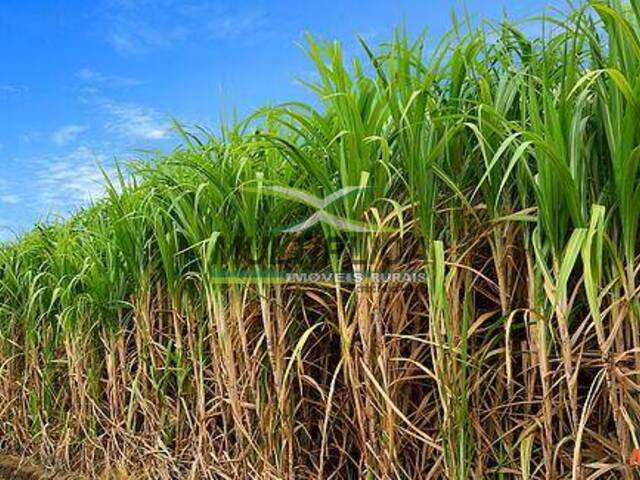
[0,84,29,97]
[108,22,187,55]
[105,1,268,55]
[0,194,20,205]
[97,98,169,140]
[20,132,43,144]
[0,179,20,205]
[76,68,142,88]
[104,0,188,57]
[34,146,113,209]
[51,125,88,146]
[178,5,268,41]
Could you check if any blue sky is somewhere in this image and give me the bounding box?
[0,0,560,240]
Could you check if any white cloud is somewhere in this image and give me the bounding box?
[0,194,19,205]
[105,1,268,55]
[0,179,20,205]
[0,84,29,97]
[20,132,43,144]
[107,19,187,55]
[108,31,149,55]
[180,7,267,41]
[98,99,169,140]
[76,68,142,88]
[51,125,88,146]
[35,146,114,210]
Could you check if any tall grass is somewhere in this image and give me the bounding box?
[3,2,640,478]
